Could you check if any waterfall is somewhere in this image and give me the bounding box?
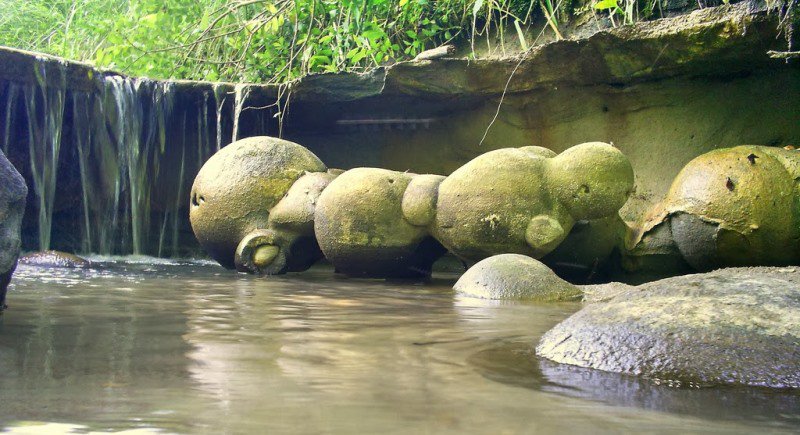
[2,83,18,155]
[26,57,66,251]
[231,83,251,143]
[213,84,227,152]
[0,55,271,257]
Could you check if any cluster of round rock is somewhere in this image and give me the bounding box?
[190,137,800,391]
[191,136,800,282]
[189,136,635,279]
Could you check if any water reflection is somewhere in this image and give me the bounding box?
[1,260,796,433]
[0,262,205,432]
[468,341,800,429]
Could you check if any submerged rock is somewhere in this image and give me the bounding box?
[537,267,800,389]
[19,251,90,268]
[627,146,800,274]
[454,254,582,301]
[0,150,26,311]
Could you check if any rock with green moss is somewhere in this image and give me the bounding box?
[627,145,800,274]
[432,142,634,263]
[537,266,800,389]
[314,168,447,278]
[189,136,334,274]
[454,254,582,301]
[191,139,634,278]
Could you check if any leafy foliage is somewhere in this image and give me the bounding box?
[0,0,550,82]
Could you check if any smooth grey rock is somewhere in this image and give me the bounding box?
[537,267,800,388]
[454,254,582,301]
[19,250,90,268]
[0,150,27,310]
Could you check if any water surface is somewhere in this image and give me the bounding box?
[1,259,797,433]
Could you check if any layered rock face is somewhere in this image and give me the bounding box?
[0,150,27,310]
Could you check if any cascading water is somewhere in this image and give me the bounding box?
[26,57,66,252]
[231,83,251,143]
[0,55,274,257]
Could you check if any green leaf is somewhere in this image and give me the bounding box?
[140,13,158,26]
[514,20,528,51]
[362,29,384,41]
[593,0,619,10]
[351,51,367,63]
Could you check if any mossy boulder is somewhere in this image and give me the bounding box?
[537,266,800,389]
[628,146,800,273]
[314,168,447,277]
[454,254,582,301]
[189,136,330,273]
[432,142,634,263]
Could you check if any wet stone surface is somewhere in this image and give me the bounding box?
[538,266,800,389]
[1,259,797,433]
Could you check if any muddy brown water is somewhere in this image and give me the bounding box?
[0,258,797,433]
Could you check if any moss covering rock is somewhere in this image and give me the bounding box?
[189,136,330,273]
[314,168,446,278]
[627,145,800,274]
[537,266,800,389]
[454,254,582,301]
[433,142,633,263]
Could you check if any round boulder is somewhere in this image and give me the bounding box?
[454,254,582,301]
[189,136,327,269]
[629,146,800,272]
[314,168,447,278]
[536,267,800,388]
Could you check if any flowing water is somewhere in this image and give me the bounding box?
[1,259,798,434]
[0,55,275,257]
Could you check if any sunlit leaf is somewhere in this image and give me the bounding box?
[593,0,620,10]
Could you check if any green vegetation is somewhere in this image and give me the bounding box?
[2,0,780,83]
[0,0,582,83]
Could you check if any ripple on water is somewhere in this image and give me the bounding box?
[1,259,798,433]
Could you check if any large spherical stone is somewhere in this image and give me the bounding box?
[454,254,582,301]
[546,142,634,220]
[433,147,558,261]
[314,168,446,278]
[537,267,800,388]
[432,143,633,263]
[189,136,326,269]
[630,146,800,272]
